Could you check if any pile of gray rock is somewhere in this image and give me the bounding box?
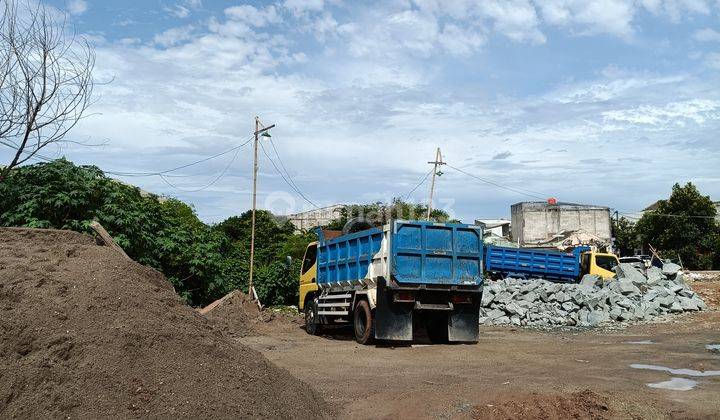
[479,262,708,328]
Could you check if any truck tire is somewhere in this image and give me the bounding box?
[305,299,321,335]
[425,313,449,344]
[353,300,375,345]
[342,217,374,235]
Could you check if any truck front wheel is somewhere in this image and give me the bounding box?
[353,300,375,345]
[305,299,321,335]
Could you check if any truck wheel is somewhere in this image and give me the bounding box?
[425,313,449,344]
[305,299,321,335]
[353,300,375,345]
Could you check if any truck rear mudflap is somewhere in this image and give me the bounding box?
[374,279,481,342]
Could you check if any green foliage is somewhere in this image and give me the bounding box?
[326,198,452,230]
[0,159,307,307]
[612,216,639,257]
[635,182,719,270]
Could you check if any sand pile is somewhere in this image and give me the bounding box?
[201,291,302,338]
[0,228,326,419]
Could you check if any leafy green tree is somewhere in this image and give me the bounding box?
[612,216,638,257]
[635,182,719,269]
[326,198,452,230]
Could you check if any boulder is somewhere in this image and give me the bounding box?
[617,280,641,296]
[481,291,495,307]
[579,274,601,287]
[662,262,681,276]
[616,263,648,286]
[646,266,664,285]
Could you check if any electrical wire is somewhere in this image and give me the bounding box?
[103,136,253,177]
[157,145,242,193]
[267,137,305,196]
[444,163,548,200]
[403,166,434,199]
[259,141,320,209]
[617,211,717,220]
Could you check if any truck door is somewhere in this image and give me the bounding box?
[298,243,318,310]
[591,253,619,279]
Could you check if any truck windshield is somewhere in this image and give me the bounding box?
[595,255,618,272]
[302,245,317,274]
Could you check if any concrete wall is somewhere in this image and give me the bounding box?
[511,202,612,245]
[286,204,345,232]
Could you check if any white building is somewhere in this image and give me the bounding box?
[474,219,511,237]
[511,201,612,246]
[285,204,345,232]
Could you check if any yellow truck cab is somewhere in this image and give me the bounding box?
[580,251,619,280]
[298,241,318,312]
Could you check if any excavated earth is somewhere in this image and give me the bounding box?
[0,228,327,419]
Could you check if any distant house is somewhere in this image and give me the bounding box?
[285,204,345,232]
[474,219,511,238]
[511,201,612,247]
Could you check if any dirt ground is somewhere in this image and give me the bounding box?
[241,280,720,419]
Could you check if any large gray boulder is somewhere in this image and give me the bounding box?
[616,263,648,286]
[617,279,641,296]
[662,262,681,276]
[646,266,664,285]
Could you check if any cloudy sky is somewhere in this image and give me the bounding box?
[9,0,720,223]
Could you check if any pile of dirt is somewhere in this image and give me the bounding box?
[201,291,303,338]
[0,228,326,419]
[472,390,612,420]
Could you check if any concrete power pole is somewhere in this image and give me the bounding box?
[426,148,445,220]
[248,116,274,301]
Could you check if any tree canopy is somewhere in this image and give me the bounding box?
[0,159,310,306]
[635,182,719,269]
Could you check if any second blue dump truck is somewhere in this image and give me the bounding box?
[484,245,619,282]
[299,220,484,344]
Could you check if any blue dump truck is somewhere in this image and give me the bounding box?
[298,220,484,344]
[484,245,619,282]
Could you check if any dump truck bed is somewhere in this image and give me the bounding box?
[484,245,585,281]
[317,220,484,287]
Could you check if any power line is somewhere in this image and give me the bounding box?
[617,211,717,220]
[157,145,242,193]
[104,136,253,177]
[267,137,304,197]
[444,163,548,200]
[404,166,434,199]
[258,141,321,209]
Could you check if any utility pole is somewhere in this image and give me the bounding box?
[426,148,445,220]
[248,116,274,301]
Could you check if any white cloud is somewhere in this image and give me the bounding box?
[602,99,720,126]
[153,25,195,47]
[68,0,88,16]
[438,24,485,56]
[705,52,720,69]
[165,0,203,18]
[694,28,720,42]
[536,0,636,38]
[20,1,720,222]
[224,5,282,27]
[480,0,546,43]
[283,0,325,17]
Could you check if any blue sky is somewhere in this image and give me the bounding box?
[10,0,720,223]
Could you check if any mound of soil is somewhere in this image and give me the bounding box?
[472,390,612,420]
[201,291,303,338]
[0,228,326,419]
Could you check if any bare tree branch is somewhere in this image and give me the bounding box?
[0,0,95,180]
